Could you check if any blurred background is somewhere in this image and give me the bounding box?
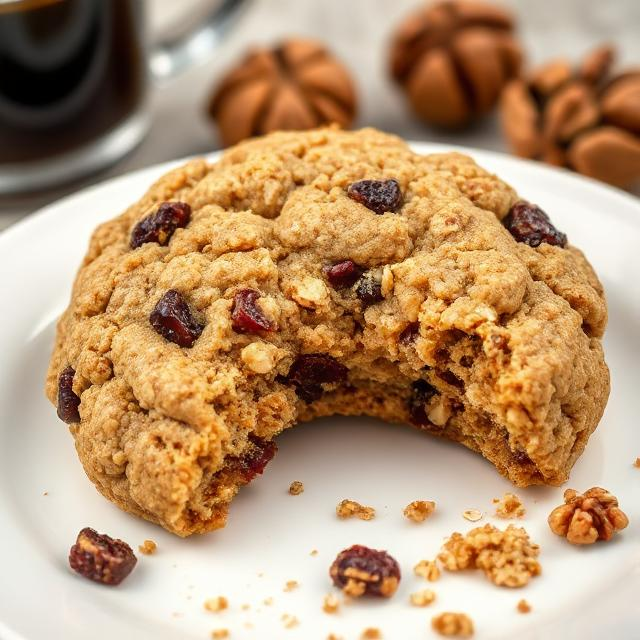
[0,0,639,232]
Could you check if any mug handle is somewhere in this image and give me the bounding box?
[149,0,249,82]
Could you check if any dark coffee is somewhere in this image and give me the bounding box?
[0,0,145,164]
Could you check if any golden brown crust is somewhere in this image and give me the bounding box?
[46,127,609,536]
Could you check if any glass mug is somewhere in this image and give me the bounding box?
[0,0,247,194]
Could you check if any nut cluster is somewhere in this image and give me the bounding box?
[501,45,640,187]
[548,487,629,545]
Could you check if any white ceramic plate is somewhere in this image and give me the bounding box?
[0,144,639,640]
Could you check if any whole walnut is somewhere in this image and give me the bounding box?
[209,39,357,147]
[501,45,640,187]
[390,0,523,128]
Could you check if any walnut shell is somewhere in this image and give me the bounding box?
[501,45,640,188]
[208,39,357,147]
[390,0,522,128]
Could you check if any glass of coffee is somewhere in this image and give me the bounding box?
[0,0,247,194]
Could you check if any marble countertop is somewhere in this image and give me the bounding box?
[1,0,638,232]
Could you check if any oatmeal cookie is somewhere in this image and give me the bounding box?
[46,127,608,536]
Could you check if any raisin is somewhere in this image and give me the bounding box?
[409,379,437,426]
[150,289,203,347]
[330,544,401,598]
[130,201,191,249]
[227,436,277,484]
[287,354,348,402]
[57,366,81,423]
[503,201,567,248]
[231,288,274,333]
[69,527,137,586]
[355,276,384,307]
[323,260,364,289]
[399,322,420,345]
[347,179,403,215]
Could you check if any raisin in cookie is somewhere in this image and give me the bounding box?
[46,128,608,536]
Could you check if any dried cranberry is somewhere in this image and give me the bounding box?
[399,322,420,345]
[355,276,384,307]
[323,260,364,289]
[69,527,137,586]
[503,201,567,248]
[57,366,81,423]
[347,179,403,215]
[130,201,191,249]
[231,289,274,333]
[287,354,348,402]
[150,289,203,347]
[227,436,277,484]
[330,544,401,598]
[409,379,437,426]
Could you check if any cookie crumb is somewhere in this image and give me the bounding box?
[138,539,157,555]
[211,630,229,639]
[204,596,228,613]
[409,589,436,606]
[403,500,436,522]
[494,493,526,518]
[240,603,250,611]
[310,549,319,556]
[438,524,540,587]
[289,480,304,495]
[336,499,375,520]
[361,628,381,639]
[243,622,253,630]
[414,559,440,582]
[43,491,49,496]
[323,593,340,613]
[462,509,483,522]
[281,613,299,629]
[517,599,531,613]
[327,635,343,640]
[431,612,474,637]
[263,597,273,606]
[284,580,299,592]
[634,457,640,468]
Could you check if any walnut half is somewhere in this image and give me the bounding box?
[548,487,629,545]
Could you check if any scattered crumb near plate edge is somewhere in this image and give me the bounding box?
[204,596,228,613]
[493,493,526,518]
[462,509,483,522]
[138,539,157,555]
[240,603,250,611]
[171,612,184,618]
[289,480,304,495]
[323,593,340,613]
[414,559,441,582]
[409,589,436,606]
[43,491,49,496]
[431,612,474,637]
[281,613,299,629]
[211,629,229,639]
[336,499,375,520]
[257,572,264,577]
[361,628,382,639]
[327,634,343,640]
[634,457,640,468]
[284,580,299,592]
[310,549,319,556]
[263,596,274,606]
[517,599,532,613]
[403,500,436,522]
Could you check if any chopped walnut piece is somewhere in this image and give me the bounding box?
[548,487,629,544]
[211,630,229,639]
[403,500,436,522]
[438,524,541,587]
[517,599,531,613]
[361,628,382,639]
[414,559,440,582]
[336,499,375,520]
[289,480,304,495]
[323,593,340,613]
[138,539,157,555]
[204,596,228,613]
[409,589,436,606]
[494,493,526,518]
[281,613,299,629]
[462,509,483,522]
[284,580,299,592]
[431,612,474,637]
